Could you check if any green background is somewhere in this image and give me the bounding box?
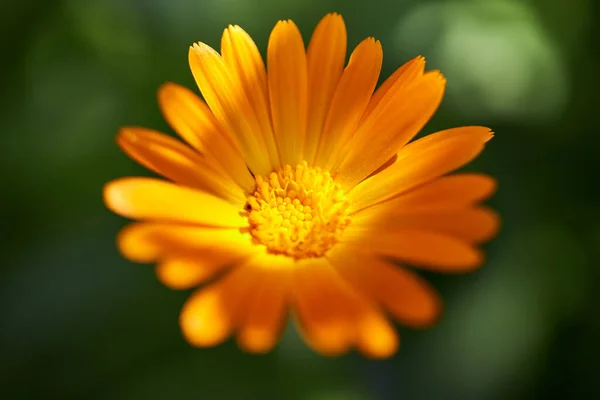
[2,0,599,398]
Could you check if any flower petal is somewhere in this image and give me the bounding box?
[349,127,494,212]
[368,173,497,212]
[156,249,246,290]
[267,20,308,167]
[157,82,254,193]
[180,284,232,347]
[116,126,205,184]
[314,38,383,170]
[180,264,262,347]
[360,55,425,122]
[336,71,447,188]
[189,43,272,176]
[327,245,442,326]
[341,227,483,272]
[327,56,424,175]
[292,258,361,356]
[354,206,500,244]
[236,254,293,353]
[104,178,248,227]
[355,308,399,359]
[116,223,255,263]
[304,13,347,165]
[221,25,280,168]
[116,127,246,206]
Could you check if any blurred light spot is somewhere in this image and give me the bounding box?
[394,0,568,122]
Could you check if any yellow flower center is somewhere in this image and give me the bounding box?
[246,161,351,258]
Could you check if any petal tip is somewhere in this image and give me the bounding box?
[465,248,486,271]
[275,19,293,27]
[102,179,124,213]
[414,54,426,67]
[115,126,137,144]
[428,70,446,83]
[190,42,214,56]
[158,81,174,89]
[237,329,277,354]
[115,223,159,264]
[365,36,381,45]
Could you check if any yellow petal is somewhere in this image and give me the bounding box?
[355,206,500,244]
[314,38,383,170]
[221,25,280,167]
[116,223,256,263]
[157,82,254,193]
[342,227,483,272]
[336,71,447,188]
[180,265,261,347]
[267,20,308,166]
[116,127,246,207]
[180,284,232,347]
[327,246,442,326]
[188,43,272,176]
[236,254,293,353]
[349,127,494,212]
[304,13,347,165]
[103,178,248,227]
[156,250,246,290]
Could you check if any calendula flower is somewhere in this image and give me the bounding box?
[103,13,498,358]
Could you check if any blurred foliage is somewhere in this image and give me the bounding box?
[1,0,599,399]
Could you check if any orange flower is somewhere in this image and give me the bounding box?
[103,13,498,358]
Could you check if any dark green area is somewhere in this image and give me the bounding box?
[1,0,599,399]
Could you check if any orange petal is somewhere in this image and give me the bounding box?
[292,258,361,356]
[104,178,247,227]
[116,223,256,263]
[327,246,442,326]
[369,173,497,212]
[236,254,294,353]
[117,126,206,185]
[360,55,425,122]
[355,308,399,359]
[354,207,500,244]
[156,250,245,290]
[313,38,383,170]
[304,13,347,164]
[349,127,494,212]
[180,264,262,347]
[342,227,483,272]
[188,43,272,176]
[336,71,447,188]
[267,20,308,166]
[221,25,280,167]
[157,83,254,193]
[116,127,246,206]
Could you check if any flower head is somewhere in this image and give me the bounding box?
[104,13,498,358]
